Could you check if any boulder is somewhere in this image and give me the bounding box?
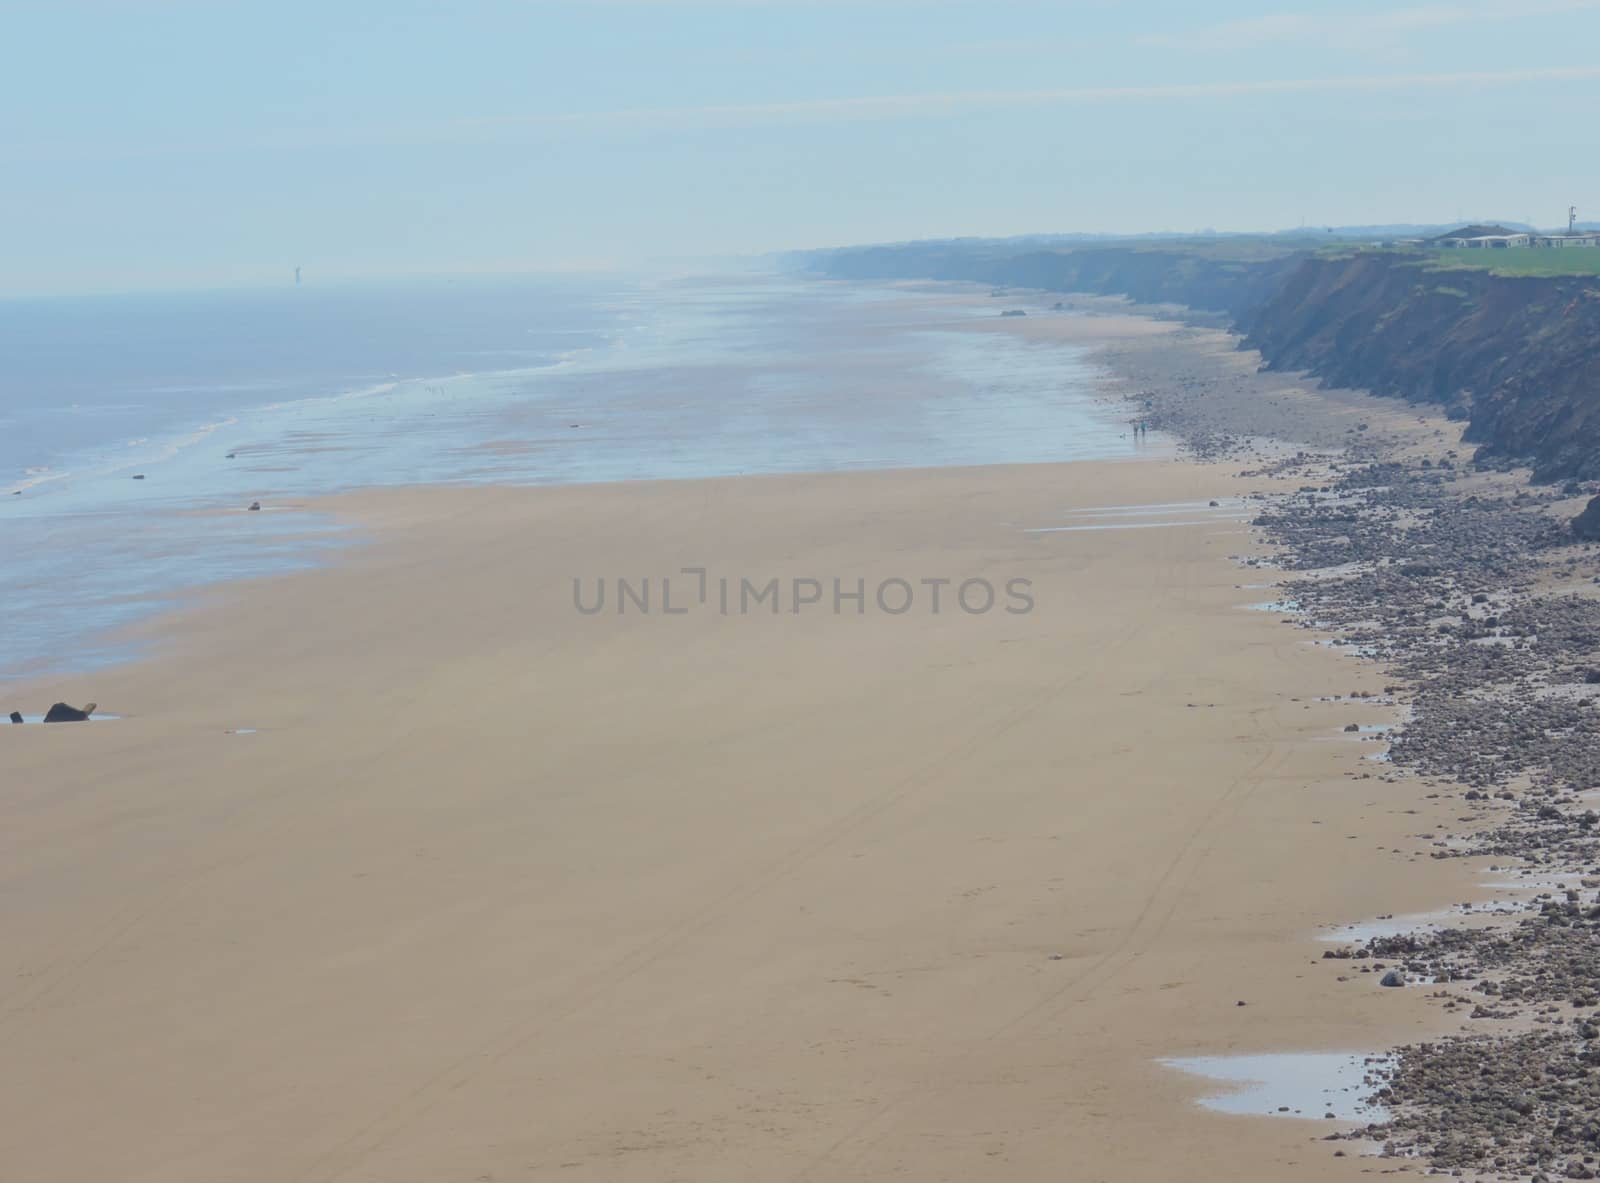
[43,701,96,723]
[1379,969,1406,987]
[1573,496,1600,541]
[8,711,22,724]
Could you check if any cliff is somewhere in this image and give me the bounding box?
[807,242,1600,482]
[817,242,1303,322]
[1239,254,1600,481]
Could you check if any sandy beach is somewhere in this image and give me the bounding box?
[13,1,1600,1175]
[0,431,1486,1181]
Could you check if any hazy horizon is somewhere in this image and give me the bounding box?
[7,0,1600,297]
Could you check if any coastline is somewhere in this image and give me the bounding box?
[3,283,1577,1180]
[1008,285,1600,1177]
[0,275,1133,682]
[1,478,1477,1180]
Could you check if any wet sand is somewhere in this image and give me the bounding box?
[0,448,1481,1181]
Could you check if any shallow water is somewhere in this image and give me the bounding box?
[1024,520,1213,533]
[1243,597,1301,612]
[1021,499,1246,534]
[3,273,1143,678]
[1318,910,1455,943]
[1161,1051,1392,1121]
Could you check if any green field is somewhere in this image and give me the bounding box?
[1418,246,1600,278]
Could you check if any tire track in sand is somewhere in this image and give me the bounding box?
[292,619,1143,1183]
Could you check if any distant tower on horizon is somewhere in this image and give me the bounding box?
[294,265,302,287]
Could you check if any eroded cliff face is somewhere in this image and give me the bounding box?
[812,244,1600,482]
[820,244,1300,321]
[1241,255,1600,482]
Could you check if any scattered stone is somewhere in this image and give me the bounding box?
[1044,292,1600,1178]
[247,501,261,511]
[42,701,96,723]
[8,711,22,724]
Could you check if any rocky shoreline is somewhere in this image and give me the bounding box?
[1089,303,1600,1181]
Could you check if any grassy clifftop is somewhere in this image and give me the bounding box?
[1419,247,1600,278]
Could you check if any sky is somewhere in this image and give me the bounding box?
[4,0,1600,295]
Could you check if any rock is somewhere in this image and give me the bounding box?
[1000,309,1027,318]
[1344,723,1361,732]
[1380,969,1406,987]
[247,501,261,511]
[1209,499,1221,507]
[42,701,96,723]
[1571,496,1600,541]
[8,711,22,724]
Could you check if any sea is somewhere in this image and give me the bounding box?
[0,269,1143,680]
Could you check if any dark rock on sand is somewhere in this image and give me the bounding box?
[43,702,95,723]
[8,711,22,724]
[1380,969,1406,987]
[248,501,261,511]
